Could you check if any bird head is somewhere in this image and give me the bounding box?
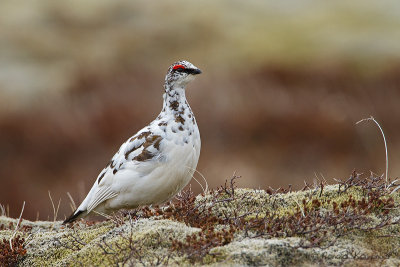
[165,60,202,89]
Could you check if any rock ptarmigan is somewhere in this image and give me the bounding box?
[63,60,202,223]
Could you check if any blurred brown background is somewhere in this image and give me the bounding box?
[1,0,400,220]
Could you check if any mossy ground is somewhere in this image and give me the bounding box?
[1,173,400,266]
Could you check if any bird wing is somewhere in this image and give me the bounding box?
[86,185,118,213]
[83,127,165,213]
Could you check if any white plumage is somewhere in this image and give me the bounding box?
[64,60,201,223]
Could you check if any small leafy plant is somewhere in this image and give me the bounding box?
[0,235,27,266]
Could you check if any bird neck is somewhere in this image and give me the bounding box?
[162,85,190,116]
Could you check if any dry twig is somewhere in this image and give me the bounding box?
[356,116,389,186]
[10,201,25,251]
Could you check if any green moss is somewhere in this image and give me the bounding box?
[1,178,400,266]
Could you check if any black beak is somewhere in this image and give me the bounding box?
[186,68,202,75]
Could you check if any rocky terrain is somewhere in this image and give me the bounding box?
[1,173,400,266]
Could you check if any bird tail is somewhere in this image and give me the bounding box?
[63,209,85,224]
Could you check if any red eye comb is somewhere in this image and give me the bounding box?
[173,65,185,70]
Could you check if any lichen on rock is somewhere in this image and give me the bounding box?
[1,172,400,266]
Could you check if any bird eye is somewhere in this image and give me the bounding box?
[173,65,185,72]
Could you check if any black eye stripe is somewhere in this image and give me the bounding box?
[174,68,201,75]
